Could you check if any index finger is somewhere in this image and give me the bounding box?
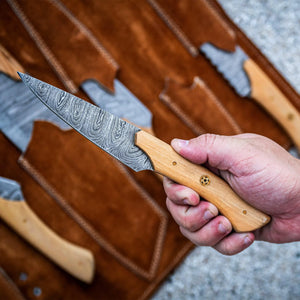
[163,177,200,206]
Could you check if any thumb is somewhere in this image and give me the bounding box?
[171,134,247,172]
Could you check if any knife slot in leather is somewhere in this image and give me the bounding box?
[19,121,169,280]
[148,0,236,55]
[160,77,242,136]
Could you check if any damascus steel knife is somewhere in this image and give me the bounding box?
[0,176,95,283]
[200,42,300,150]
[19,72,270,233]
[82,79,153,134]
[0,72,70,152]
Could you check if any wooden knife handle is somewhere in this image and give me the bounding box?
[135,131,270,232]
[0,197,95,283]
[244,59,300,150]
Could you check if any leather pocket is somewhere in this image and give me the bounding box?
[19,121,169,280]
[148,0,236,55]
[2,0,117,92]
[0,126,192,299]
[160,77,242,136]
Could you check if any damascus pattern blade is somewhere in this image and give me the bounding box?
[19,73,154,172]
[200,43,251,97]
[0,73,70,152]
[82,79,153,129]
[0,177,24,201]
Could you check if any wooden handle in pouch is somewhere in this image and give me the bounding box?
[0,197,95,283]
[135,131,270,232]
[244,59,300,150]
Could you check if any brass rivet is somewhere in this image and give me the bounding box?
[287,113,294,121]
[200,175,210,186]
[242,210,247,215]
[172,161,177,166]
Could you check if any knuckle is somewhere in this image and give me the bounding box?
[181,213,196,231]
[200,133,218,149]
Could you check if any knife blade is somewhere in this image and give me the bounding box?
[19,72,270,232]
[200,42,300,150]
[0,176,95,283]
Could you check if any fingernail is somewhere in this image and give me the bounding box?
[204,210,215,220]
[244,235,253,246]
[218,223,228,234]
[172,139,189,150]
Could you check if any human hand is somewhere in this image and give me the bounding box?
[164,133,300,255]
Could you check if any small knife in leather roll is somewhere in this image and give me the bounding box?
[200,43,300,150]
[0,176,95,283]
[19,72,271,233]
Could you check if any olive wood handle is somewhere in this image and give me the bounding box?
[135,131,270,232]
[0,197,95,283]
[244,59,300,150]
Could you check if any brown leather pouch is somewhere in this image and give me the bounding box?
[0,0,299,299]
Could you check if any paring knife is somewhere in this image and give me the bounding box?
[200,43,300,150]
[0,176,95,283]
[19,72,270,233]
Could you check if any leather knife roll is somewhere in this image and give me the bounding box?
[0,0,299,299]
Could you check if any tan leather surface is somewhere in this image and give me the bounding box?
[160,77,243,136]
[0,0,299,299]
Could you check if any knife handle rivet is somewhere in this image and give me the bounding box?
[287,113,294,121]
[242,210,247,215]
[200,175,210,186]
[172,161,177,166]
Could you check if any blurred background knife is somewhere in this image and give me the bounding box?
[0,176,95,283]
[200,42,300,151]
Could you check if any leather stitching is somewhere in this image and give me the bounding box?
[147,0,198,57]
[47,0,119,71]
[6,0,77,93]
[18,154,168,280]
